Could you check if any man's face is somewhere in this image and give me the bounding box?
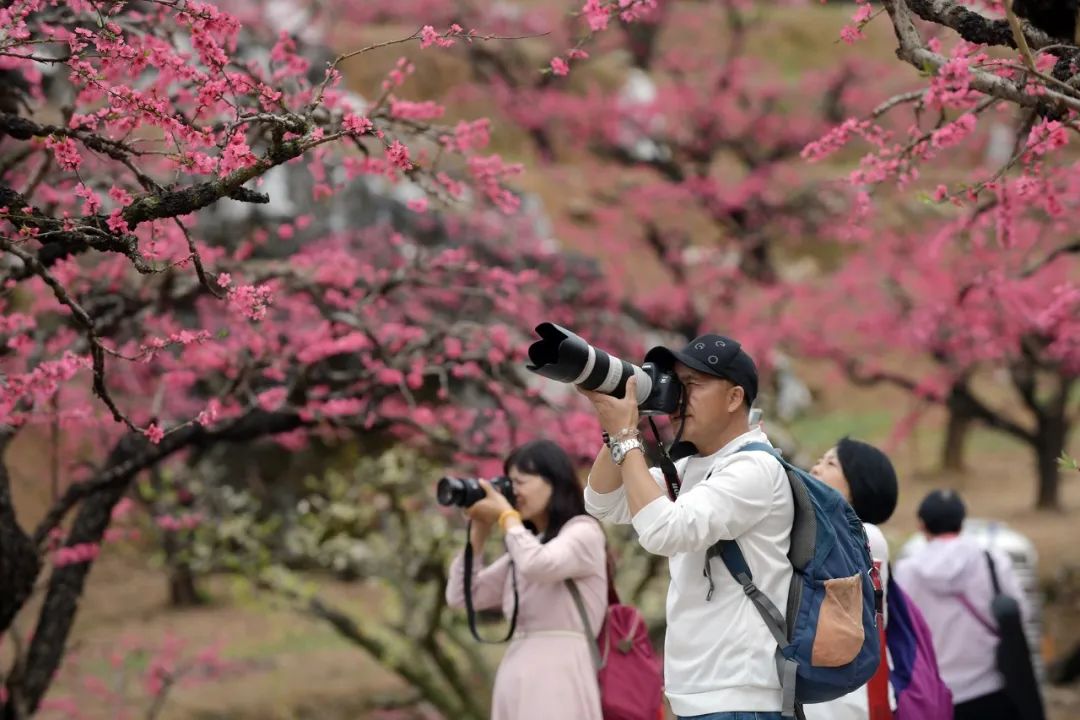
[672,363,742,442]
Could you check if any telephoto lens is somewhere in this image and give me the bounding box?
[436,476,516,508]
[525,322,682,415]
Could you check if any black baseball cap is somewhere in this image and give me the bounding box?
[644,334,758,406]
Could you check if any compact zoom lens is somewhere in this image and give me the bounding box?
[526,322,653,403]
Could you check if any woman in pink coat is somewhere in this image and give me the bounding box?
[445,440,608,720]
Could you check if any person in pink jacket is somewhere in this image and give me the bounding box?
[895,489,1031,720]
[444,440,608,720]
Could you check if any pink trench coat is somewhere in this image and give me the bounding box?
[446,515,608,720]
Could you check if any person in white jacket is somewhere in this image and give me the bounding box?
[804,438,900,720]
[580,333,793,720]
[895,489,1030,720]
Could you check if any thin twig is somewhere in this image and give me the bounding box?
[1003,0,1037,72]
[172,218,223,299]
[871,89,926,118]
[0,237,137,431]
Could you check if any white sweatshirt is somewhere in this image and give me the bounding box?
[584,427,794,716]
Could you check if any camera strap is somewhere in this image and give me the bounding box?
[463,520,519,643]
[650,386,690,501]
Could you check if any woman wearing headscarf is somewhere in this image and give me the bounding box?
[804,438,899,720]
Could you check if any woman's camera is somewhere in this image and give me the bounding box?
[436,475,516,508]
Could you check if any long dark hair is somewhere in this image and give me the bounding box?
[504,439,587,543]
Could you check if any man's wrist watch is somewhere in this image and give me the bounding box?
[610,437,644,466]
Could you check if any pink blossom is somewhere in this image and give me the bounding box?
[582,0,611,31]
[111,498,135,521]
[343,113,373,135]
[929,113,977,149]
[106,208,128,233]
[1026,119,1069,156]
[144,423,165,444]
[196,398,222,426]
[839,25,864,44]
[550,57,570,76]
[45,135,81,170]
[413,407,436,425]
[157,513,203,531]
[108,185,133,206]
[226,282,273,321]
[420,25,440,49]
[386,140,412,171]
[257,387,287,411]
[389,98,444,120]
[375,367,405,385]
[74,183,101,214]
[54,542,101,567]
[219,132,257,175]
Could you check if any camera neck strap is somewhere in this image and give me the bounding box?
[650,386,690,501]
[462,520,519,643]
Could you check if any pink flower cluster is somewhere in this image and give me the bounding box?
[45,136,82,171]
[226,283,274,321]
[156,513,203,531]
[390,98,445,121]
[54,542,101,567]
[468,155,524,214]
[801,118,886,162]
[582,0,657,32]
[1026,119,1069,157]
[420,24,464,49]
[442,119,491,154]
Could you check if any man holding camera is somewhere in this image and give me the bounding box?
[581,335,794,720]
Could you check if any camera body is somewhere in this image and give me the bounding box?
[638,362,682,415]
[436,475,516,508]
[526,322,683,416]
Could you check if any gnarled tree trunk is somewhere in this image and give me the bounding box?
[0,427,40,637]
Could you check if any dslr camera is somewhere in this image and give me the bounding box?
[526,322,682,415]
[436,475,516,508]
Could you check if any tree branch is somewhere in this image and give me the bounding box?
[903,0,1070,54]
[30,410,304,549]
[884,0,1080,115]
[0,184,152,274]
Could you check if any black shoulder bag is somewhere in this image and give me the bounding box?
[984,551,1046,720]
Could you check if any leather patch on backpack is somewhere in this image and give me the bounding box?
[812,574,865,667]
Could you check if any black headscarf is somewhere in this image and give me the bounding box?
[835,438,899,525]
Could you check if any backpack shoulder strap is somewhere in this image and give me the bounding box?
[985,550,1002,596]
[739,440,783,461]
[712,542,789,646]
[711,540,797,717]
[566,579,605,672]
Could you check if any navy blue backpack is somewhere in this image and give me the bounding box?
[694,443,882,718]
